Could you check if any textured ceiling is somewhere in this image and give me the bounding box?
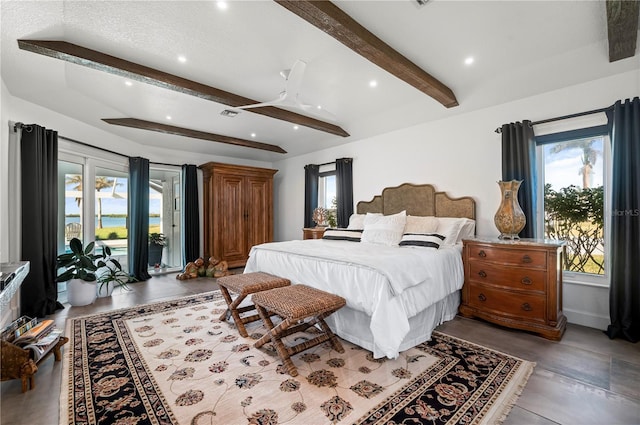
[1,1,638,162]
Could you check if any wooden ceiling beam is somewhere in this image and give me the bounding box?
[102,118,287,154]
[275,0,458,108]
[17,39,349,137]
[606,0,639,62]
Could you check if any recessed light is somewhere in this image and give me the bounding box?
[166,115,172,120]
[464,56,474,66]
[124,81,133,86]
[369,80,378,88]
[250,133,256,138]
[317,105,322,110]
[216,1,228,10]
[178,55,187,63]
[293,125,299,130]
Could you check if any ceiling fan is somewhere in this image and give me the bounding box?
[235,60,336,120]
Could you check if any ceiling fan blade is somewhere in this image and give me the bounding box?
[236,90,289,110]
[285,59,307,96]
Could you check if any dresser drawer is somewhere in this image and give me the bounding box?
[467,245,547,268]
[468,262,546,292]
[468,284,546,321]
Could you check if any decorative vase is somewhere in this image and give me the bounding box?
[148,243,163,267]
[67,279,97,306]
[494,180,526,240]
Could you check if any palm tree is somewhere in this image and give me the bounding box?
[66,175,117,229]
[549,138,600,189]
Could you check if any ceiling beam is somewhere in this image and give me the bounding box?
[17,39,349,137]
[102,118,287,154]
[606,0,639,62]
[275,0,458,108]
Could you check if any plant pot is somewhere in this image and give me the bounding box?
[97,282,114,298]
[67,279,97,306]
[148,243,163,267]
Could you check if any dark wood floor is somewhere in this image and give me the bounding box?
[2,273,639,424]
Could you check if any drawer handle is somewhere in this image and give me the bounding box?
[478,293,487,302]
[521,303,532,311]
[522,255,532,263]
[478,270,487,278]
[521,277,532,285]
[478,250,487,258]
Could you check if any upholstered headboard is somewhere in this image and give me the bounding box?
[356,183,475,219]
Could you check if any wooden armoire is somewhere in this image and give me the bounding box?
[200,162,278,268]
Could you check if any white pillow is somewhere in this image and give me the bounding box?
[347,213,369,229]
[436,217,476,245]
[361,211,407,246]
[404,215,439,234]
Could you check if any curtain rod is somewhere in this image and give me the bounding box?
[14,122,183,167]
[494,106,612,134]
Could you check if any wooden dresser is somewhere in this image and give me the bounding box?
[303,227,325,240]
[459,238,567,340]
[200,162,278,268]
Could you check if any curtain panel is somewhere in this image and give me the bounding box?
[500,120,537,238]
[19,124,64,317]
[128,157,152,281]
[182,164,200,264]
[304,164,319,228]
[605,97,640,343]
[336,158,354,228]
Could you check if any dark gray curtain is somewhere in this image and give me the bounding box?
[605,97,640,343]
[304,164,319,228]
[501,120,537,238]
[182,164,199,264]
[128,157,151,281]
[20,124,64,317]
[336,158,354,228]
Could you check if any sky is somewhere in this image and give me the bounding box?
[544,138,604,190]
[65,176,161,215]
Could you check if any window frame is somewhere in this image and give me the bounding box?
[535,125,611,288]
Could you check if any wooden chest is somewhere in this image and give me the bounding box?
[459,238,567,340]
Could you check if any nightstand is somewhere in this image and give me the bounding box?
[459,238,567,340]
[303,227,326,240]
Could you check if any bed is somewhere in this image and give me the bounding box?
[244,183,476,359]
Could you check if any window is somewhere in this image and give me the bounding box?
[318,165,337,226]
[57,142,185,298]
[536,123,610,284]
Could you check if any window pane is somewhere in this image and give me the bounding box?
[95,167,129,271]
[543,137,605,275]
[61,162,84,250]
[149,169,182,270]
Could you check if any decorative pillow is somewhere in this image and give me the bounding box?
[347,213,369,229]
[322,228,363,242]
[399,233,445,249]
[404,215,439,234]
[436,217,476,245]
[361,210,407,246]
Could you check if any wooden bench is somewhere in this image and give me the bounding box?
[252,285,346,377]
[217,272,290,337]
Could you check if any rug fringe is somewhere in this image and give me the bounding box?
[488,361,537,425]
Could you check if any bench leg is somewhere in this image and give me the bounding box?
[254,306,298,376]
[218,287,251,337]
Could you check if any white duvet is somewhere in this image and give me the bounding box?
[244,239,464,358]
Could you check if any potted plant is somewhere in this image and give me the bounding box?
[96,252,137,297]
[148,233,167,267]
[56,238,105,306]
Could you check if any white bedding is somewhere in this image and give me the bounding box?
[244,239,464,359]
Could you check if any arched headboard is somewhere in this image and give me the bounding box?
[356,183,475,219]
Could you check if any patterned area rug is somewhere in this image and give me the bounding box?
[61,291,534,425]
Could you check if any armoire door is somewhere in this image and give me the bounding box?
[214,173,246,266]
[245,175,274,254]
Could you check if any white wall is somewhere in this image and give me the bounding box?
[272,69,640,330]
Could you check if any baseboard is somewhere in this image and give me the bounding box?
[564,308,609,330]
